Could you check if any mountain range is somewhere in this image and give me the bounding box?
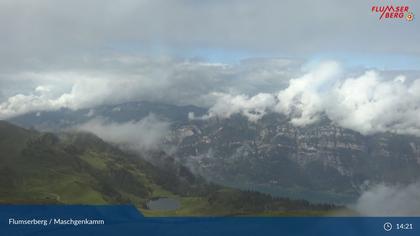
[0,120,336,216]
[8,101,420,204]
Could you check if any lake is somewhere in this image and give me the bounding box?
[147,198,180,211]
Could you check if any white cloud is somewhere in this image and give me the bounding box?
[0,75,137,119]
[275,61,341,126]
[327,71,420,135]
[0,57,295,119]
[1,59,420,138]
[352,182,420,216]
[200,61,420,136]
[193,92,276,122]
[0,93,61,119]
[76,114,170,151]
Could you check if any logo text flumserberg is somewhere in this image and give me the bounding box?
[53,218,105,226]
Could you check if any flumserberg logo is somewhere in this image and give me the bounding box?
[371,4,414,21]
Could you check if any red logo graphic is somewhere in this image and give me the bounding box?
[371,5,414,21]
[406,12,414,21]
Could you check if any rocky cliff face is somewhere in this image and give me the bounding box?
[9,102,420,204]
[168,113,420,203]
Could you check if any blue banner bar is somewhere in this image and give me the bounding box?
[0,205,418,236]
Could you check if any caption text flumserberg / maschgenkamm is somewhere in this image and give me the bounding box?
[8,218,105,226]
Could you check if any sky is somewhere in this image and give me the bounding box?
[0,0,419,69]
[1,0,420,135]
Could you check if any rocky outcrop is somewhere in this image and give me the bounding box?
[168,113,420,203]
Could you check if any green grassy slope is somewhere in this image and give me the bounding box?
[0,121,338,216]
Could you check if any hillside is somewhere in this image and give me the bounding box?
[10,102,420,204]
[0,121,336,216]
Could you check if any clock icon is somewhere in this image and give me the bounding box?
[384,222,393,232]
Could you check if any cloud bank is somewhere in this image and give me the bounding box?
[0,1,419,137]
[196,61,420,136]
[193,92,277,122]
[1,59,420,137]
[352,182,420,216]
[0,57,296,119]
[76,114,170,151]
